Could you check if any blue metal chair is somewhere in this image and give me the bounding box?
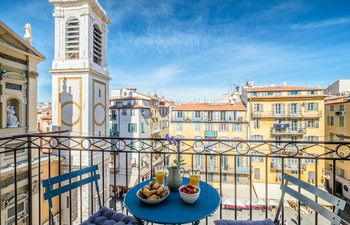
[215,174,346,225]
[43,165,140,225]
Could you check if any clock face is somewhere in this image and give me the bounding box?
[94,103,106,126]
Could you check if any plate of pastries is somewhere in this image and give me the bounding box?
[137,181,170,204]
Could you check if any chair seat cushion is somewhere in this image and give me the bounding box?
[214,219,275,225]
[81,207,140,225]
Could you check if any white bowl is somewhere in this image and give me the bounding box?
[179,185,201,204]
[137,187,170,204]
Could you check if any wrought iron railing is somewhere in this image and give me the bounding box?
[0,131,349,225]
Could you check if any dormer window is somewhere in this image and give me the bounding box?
[65,18,79,59]
[93,24,102,65]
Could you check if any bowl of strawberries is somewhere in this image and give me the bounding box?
[179,184,200,204]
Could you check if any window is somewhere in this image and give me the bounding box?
[209,156,216,170]
[222,156,228,170]
[219,123,228,132]
[327,116,334,126]
[93,24,102,65]
[232,124,242,132]
[308,90,318,95]
[254,118,260,129]
[98,89,101,98]
[307,102,318,111]
[253,104,263,112]
[290,103,298,114]
[195,111,201,118]
[220,111,226,121]
[128,123,137,133]
[176,111,183,119]
[176,123,183,131]
[339,105,344,111]
[339,116,345,127]
[337,168,345,178]
[122,110,127,116]
[194,155,202,169]
[194,123,201,131]
[251,135,263,140]
[305,119,319,128]
[131,110,135,116]
[141,123,145,133]
[288,91,300,96]
[330,105,334,111]
[274,103,283,115]
[208,173,214,182]
[65,17,79,59]
[254,168,260,179]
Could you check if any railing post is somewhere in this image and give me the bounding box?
[27,135,32,225]
[177,139,181,161]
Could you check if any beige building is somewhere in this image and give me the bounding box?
[242,85,326,185]
[37,103,52,132]
[170,101,248,183]
[0,21,58,225]
[325,95,350,200]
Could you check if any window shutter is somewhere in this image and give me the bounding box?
[128,123,131,132]
[304,120,308,128]
[316,120,319,128]
[315,103,319,111]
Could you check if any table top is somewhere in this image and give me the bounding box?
[124,177,220,224]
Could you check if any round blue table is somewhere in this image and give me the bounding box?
[124,177,220,224]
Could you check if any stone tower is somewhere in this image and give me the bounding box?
[49,0,111,222]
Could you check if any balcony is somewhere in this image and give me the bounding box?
[0,132,349,225]
[253,111,322,118]
[204,130,217,138]
[271,124,305,135]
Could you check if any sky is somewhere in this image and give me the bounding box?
[1,0,350,103]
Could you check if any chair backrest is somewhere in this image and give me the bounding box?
[274,174,346,225]
[43,165,102,211]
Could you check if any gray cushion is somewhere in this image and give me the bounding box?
[81,207,140,225]
[214,219,275,225]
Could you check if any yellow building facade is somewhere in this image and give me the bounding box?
[170,102,249,183]
[325,95,350,200]
[242,86,326,185]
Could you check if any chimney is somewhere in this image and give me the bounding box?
[24,23,32,44]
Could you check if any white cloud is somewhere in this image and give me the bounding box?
[291,17,350,30]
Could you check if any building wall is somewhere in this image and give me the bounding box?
[170,104,248,183]
[243,89,326,186]
[325,98,350,200]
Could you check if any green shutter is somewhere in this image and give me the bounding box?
[128,123,131,132]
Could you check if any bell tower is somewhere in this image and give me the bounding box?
[49,0,111,221]
[50,0,111,137]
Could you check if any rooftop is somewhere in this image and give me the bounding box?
[245,85,322,92]
[325,95,350,105]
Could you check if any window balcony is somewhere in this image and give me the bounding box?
[0,131,348,225]
[271,126,305,135]
[204,130,217,138]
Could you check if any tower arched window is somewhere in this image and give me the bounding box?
[65,17,80,59]
[93,24,102,65]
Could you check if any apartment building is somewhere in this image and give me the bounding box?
[109,88,172,195]
[37,103,52,132]
[242,85,326,185]
[325,95,350,200]
[170,101,248,183]
[0,21,58,225]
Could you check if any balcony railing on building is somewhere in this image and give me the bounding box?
[271,124,305,135]
[253,110,322,118]
[0,132,349,225]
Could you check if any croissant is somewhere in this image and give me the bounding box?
[142,188,151,197]
[156,187,164,195]
[147,194,158,200]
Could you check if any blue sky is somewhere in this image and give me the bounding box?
[1,0,350,102]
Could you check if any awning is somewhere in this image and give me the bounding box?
[253,182,331,206]
[110,173,138,189]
